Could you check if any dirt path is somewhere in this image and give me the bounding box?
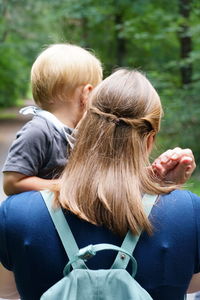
[0,119,28,201]
[0,101,32,201]
[0,119,27,300]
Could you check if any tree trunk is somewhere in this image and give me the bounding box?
[114,13,126,67]
[0,0,9,43]
[178,0,192,85]
[81,17,89,48]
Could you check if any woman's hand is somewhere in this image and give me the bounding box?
[152,147,196,185]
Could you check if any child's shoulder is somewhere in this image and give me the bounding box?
[18,115,54,139]
[22,115,50,130]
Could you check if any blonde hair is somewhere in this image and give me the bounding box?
[31,43,103,109]
[57,69,175,236]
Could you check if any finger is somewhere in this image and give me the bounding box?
[153,148,195,169]
[153,148,181,165]
[153,155,178,172]
[180,156,196,171]
[168,148,187,161]
[171,162,192,184]
[159,148,184,163]
[152,163,166,177]
[152,159,178,177]
[163,148,193,162]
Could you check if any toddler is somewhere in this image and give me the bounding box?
[3,43,102,195]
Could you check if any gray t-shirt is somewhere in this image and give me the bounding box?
[2,115,72,179]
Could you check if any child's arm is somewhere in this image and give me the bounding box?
[188,273,200,293]
[3,117,64,195]
[3,172,59,195]
[0,263,19,299]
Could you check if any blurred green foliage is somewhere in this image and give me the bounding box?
[0,0,56,106]
[0,0,200,162]
[187,176,200,195]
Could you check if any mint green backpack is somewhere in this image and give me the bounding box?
[40,190,157,300]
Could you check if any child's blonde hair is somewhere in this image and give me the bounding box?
[31,43,103,109]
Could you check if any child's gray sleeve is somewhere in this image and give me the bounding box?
[2,123,50,177]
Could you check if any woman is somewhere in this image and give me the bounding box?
[0,69,198,299]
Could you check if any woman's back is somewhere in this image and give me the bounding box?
[0,69,198,299]
[0,189,199,300]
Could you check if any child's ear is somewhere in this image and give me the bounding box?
[81,84,93,107]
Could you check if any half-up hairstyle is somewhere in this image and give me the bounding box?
[57,69,175,236]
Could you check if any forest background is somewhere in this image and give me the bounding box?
[0,0,200,190]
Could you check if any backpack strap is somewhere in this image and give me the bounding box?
[41,190,87,270]
[41,190,157,273]
[63,243,138,277]
[111,194,158,270]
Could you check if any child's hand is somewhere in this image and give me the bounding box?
[152,147,196,184]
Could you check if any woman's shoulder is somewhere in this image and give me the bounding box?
[0,191,46,222]
[161,189,200,204]
[154,189,200,224]
[1,190,43,205]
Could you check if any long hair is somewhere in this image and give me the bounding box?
[57,69,175,236]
